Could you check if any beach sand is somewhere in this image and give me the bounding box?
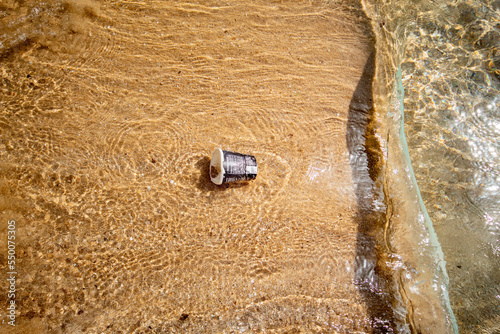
[0,0,396,332]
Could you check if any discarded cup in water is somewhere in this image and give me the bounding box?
[210,148,258,185]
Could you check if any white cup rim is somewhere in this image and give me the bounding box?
[210,148,225,185]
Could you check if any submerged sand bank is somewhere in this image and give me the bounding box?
[0,0,399,332]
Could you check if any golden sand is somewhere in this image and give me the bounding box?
[0,0,396,332]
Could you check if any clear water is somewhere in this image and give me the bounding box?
[0,0,498,332]
[365,0,500,332]
[0,0,398,332]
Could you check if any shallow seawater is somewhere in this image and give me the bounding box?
[401,3,500,332]
[1,0,497,333]
[0,0,406,332]
[366,0,499,332]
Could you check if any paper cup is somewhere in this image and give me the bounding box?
[210,148,258,185]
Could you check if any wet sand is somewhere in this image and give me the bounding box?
[0,0,393,332]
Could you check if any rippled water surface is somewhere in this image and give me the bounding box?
[0,0,406,332]
[401,4,499,331]
[2,0,497,333]
[366,0,499,332]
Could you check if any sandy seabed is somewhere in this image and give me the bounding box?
[0,0,399,332]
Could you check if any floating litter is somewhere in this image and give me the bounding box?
[210,148,258,185]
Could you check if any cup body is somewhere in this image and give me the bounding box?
[210,148,257,185]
